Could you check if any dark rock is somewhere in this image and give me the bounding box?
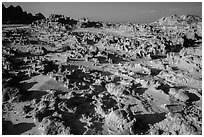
[2,4,45,24]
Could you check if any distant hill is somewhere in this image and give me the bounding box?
[2,4,45,24]
[32,14,104,29]
[150,14,202,26]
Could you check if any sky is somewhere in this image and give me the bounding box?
[3,2,202,23]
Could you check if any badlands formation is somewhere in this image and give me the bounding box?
[2,7,202,135]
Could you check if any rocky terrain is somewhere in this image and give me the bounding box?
[2,7,202,135]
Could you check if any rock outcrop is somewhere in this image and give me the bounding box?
[2,4,45,24]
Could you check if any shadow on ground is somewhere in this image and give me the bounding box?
[133,112,166,134]
[2,121,35,135]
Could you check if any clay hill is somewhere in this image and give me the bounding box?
[2,4,45,24]
[151,14,202,26]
